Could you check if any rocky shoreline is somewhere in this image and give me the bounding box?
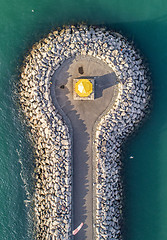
[19,25,150,239]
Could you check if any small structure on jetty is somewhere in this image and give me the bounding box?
[19,25,150,240]
[73,78,95,100]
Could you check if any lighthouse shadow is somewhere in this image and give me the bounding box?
[95,72,118,98]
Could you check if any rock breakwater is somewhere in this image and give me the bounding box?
[94,56,149,239]
[19,25,150,239]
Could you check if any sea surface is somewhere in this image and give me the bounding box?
[0,0,167,239]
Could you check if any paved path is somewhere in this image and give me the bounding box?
[51,56,118,240]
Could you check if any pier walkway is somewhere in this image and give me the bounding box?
[51,55,118,240]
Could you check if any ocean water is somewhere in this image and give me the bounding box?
[0,0,167,239]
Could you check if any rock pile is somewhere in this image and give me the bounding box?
[93,35,150,239]
[19,37,73,239]
[19,25,150,239]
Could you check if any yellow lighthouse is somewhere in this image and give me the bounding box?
[75,79,93,97]
[73,78,95,100]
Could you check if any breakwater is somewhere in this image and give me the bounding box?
[19,25,150,239]
[93,59,149,239]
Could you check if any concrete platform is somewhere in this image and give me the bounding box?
[51,55,119,240]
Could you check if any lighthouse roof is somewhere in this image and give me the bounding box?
[75,79,93,97]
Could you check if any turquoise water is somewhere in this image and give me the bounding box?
[0,0,167,239]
